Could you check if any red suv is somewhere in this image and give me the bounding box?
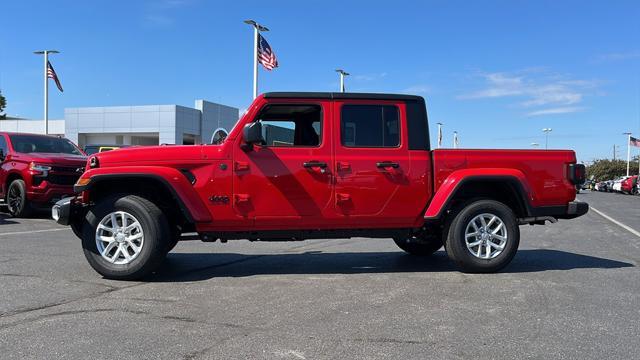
[0,132,86,216]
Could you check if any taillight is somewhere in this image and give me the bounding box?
[568,163,586,185]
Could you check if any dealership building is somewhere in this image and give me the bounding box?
[0,99,239,147]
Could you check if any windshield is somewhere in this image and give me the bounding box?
[9,135,83,155]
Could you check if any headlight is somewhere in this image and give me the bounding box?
[89,156,99,168]
[29,163,52,172]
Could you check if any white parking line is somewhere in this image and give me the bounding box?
[0,228,68,237]
[590,206,640,239]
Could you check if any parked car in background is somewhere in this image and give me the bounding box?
[594,181,608,192]
[621,175,638,194]
[606,180,615,192]
[0,132,86,216]
[83,144,130,155]
[612,177,629,193]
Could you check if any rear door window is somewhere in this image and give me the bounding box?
[341,105,399,147]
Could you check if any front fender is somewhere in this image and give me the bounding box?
[75,166,212,223]
[424,168,533,219]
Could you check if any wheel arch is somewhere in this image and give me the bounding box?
[78,173,211,226]
[424,172,533,220]
[4,171,24,195]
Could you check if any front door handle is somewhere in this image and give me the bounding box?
[303,161,328,169]
[376,161,400,169]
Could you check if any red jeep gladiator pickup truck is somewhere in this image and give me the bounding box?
[0,132,86,216]
[52,92,588,280]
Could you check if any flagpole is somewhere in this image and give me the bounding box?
[624,132,632,176]
[44,51,49,135]
[252,26,258,100]
[34,49,59,135]
[244,20,268,100]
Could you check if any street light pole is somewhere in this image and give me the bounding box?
[244,20,269,100]
[623,132,632,176]
[542,128,552,149]
[335,69,349,92]
[34,50,59,135]
[436,122,443,148]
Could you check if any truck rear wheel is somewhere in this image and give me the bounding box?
[81,194,169,280]
[445,200,519,273]
[393,230,443,256]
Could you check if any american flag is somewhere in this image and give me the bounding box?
[257,34,278,70]
[630,136,640,147]
[47,61,63,92]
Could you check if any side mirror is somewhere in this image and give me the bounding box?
[210,128,229,145]
[242,122,264,149]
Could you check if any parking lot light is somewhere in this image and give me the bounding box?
[335,69,350,93]
[542,128,552,149]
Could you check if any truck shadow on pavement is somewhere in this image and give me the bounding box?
[150,249,634,282]
[0,213,20,225]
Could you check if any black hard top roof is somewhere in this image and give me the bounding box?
[263,92,424,102]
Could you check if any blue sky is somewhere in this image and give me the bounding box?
[1,0,639,162]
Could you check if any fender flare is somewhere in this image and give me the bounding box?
[424,168,534,219]
[75,167,212,223]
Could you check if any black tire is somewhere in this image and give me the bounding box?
[165,226,181,253]
[81,194,170,280]
[393,230,443,256]
[6,179,32,217]
[445,200,519,273]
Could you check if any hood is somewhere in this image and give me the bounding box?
[93,144,221,166]
[19,152,87,166]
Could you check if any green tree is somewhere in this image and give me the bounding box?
[587,158,639,181]
[0,90,6,119]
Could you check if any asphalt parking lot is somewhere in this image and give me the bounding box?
[0,191,639,359]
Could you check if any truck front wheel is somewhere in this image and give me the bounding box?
[6,179,33,217]
[445,200,519,273]
[393,230,443,256]
[81,194,170,280]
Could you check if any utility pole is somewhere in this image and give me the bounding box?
[613,144,617,160]
[623,132,632,176]
[335,69,349,93]
[34,50,59,135]
[542,128,552,149]
[244,20,269,100]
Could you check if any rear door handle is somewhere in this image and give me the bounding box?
[303,161,327,169]
[376,161,400,169]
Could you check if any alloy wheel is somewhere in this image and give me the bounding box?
[7,186,22,214]
[95,211,144,265]
[464,213,508,259]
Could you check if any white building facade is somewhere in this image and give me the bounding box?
[64,100,238,147]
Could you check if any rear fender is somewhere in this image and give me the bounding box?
[75,166,211,223]
[424,168,533,219]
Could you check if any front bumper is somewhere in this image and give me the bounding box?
[51,197,77,226]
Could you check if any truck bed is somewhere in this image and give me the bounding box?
[432,149,577,207]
